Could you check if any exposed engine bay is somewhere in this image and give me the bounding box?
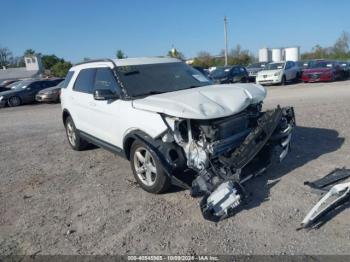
[159,103,295,221]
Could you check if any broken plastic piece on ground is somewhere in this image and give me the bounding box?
[300,181,350,229]
[304,167,350,190]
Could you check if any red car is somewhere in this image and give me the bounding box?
[302,61,342,83]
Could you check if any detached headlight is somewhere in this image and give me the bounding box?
[274,71,281,76]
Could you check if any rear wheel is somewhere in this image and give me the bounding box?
[130,140,170,194]
[8,96,21,107]
[64,116,88,150]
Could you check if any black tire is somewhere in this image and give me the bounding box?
[295,73,300,83]
[64,116,88,151]
[8,96,21,107]
[130,140,171,194]
[241,77,248,83]
[281,75,287,86]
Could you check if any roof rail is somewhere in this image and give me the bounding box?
[74,58,117,67]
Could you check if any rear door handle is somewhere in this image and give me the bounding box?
[89,102,96,107]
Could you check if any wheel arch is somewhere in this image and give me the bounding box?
[62,109,71,126]
[123,130,156,160]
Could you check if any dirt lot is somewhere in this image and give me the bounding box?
[1,80,350,255]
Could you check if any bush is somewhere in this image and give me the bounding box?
[51,62,72,78]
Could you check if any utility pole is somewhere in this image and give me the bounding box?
[224,16,228,66]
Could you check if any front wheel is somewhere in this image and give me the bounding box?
[8,96,21,107]
[130,140,171,194]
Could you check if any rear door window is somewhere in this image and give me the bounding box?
[73,68,96,93]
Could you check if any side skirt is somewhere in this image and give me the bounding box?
[78,130,127,159]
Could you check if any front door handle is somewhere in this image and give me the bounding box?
[89,101,96,107]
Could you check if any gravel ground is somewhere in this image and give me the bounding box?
[1,80,350,255]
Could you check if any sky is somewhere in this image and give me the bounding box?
[1,0,350,62]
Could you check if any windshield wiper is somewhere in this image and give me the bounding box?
[133,91,164,98]
[187,85,201,89]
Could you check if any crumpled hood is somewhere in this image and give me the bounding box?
[132,83,266,119]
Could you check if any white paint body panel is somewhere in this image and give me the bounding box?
[132,83,266,119]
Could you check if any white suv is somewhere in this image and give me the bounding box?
[61,57,295,220]
[256,61,300,85]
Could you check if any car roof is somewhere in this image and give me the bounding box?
[269,61,286,64]
[71,57,182,71]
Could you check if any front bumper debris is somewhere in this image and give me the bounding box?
[194,106,295,221]
[301,181,350,229]
[300,168,350,229]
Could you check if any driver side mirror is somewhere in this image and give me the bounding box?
[93,89,119,101]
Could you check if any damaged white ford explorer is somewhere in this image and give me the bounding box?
[61,57,295,221]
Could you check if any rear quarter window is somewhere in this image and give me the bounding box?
[61,71,75,89]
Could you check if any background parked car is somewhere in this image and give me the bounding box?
[209,65,248,84]
[246,62,269,82]
[256,61,300,85]
[0,79,60,107]
[302,61,343,83]
[36,79,65,103]
[192,66,210,78]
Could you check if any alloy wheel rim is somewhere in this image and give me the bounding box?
[133,147,157,186]
[10,97,20,106]
[66,122,76,146]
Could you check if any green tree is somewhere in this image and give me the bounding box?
[51,61,72,77]
[301,31,350,60]
[192,51,212,68]
[0,47,13,67]
[192,45,255,68]
[333,31,350,59]
[116,50,126,59]
[41,55,63,70]
[23,49,36,56]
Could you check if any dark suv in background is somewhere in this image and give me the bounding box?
[209,65,249,84]
[0,79,63,107]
